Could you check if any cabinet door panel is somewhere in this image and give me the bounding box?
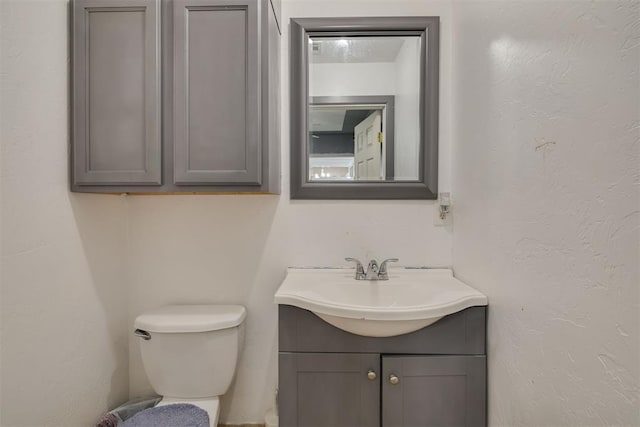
[382,355,486,427]
[173,0,261,185]
[73,0,161,185]
[279,353,379,427]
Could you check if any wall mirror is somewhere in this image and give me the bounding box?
[290,17,440,199]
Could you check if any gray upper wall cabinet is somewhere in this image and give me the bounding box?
[173,0,261,185]
[71,0,281,194]
[73,0,162,186]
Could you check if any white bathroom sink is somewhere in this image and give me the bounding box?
[274,268,487,337]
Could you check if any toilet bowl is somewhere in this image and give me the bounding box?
[134,304,246,427]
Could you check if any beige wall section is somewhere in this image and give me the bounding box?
[126,0,454,424]
[451,1,640,425]
[0,1,130,426]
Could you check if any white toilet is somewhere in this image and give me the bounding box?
[134,304,246,427]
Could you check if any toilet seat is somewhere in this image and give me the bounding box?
[156,396,220,427]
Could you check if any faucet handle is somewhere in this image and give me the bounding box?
[345,258,366,280]
[378,258,399,280]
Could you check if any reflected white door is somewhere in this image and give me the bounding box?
[354,111,382,180]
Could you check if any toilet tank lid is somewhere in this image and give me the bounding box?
[134,305,246,333]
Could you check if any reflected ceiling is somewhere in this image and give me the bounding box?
[310,37,406,63]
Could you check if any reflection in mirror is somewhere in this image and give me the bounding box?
[308,36,421,182]
[309,101,392,181]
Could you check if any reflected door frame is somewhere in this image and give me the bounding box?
[311,95,395,180]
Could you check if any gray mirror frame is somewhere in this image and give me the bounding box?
[290,17,440,200]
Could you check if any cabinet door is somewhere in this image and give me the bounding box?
[279,353,380,427]
[382,355,486,427]
[173,0,261,185]
[73,0,161,185]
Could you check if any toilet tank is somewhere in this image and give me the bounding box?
[134,305,246,399]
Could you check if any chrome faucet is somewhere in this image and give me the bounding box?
[345,258,399,280]
[365,260,379,280]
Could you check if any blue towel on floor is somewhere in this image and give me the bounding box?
[122,403,209,427]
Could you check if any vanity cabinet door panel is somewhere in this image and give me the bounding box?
[173,0,261,185]
[382,355,486,427]
[73,0,161,186]
[279,353,380,427]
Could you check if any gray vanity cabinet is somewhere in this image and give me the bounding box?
[279,353,380,427]
[278,305,487,427]
[71,0,281,193]
[382,355,486,427]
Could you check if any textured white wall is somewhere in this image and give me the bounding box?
[126,0,453,423]
[0,1,130,426]
[452,1,640,425]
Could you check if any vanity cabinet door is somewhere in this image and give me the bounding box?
[72,0,161,186]
[382,355,486,427]
[173,0,261,185]
[279,353,380,427]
